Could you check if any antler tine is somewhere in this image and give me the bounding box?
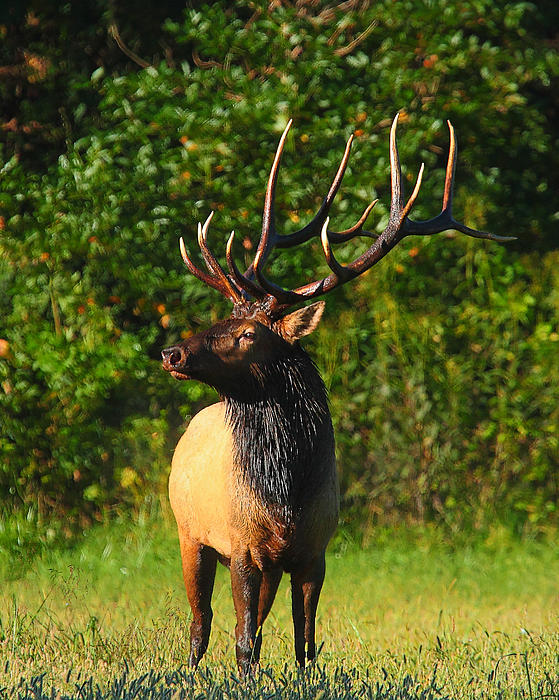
[442,119,456,211]
[249,119,293,279]
[197,213,225,278]
[403,120,516,241]
[197,212,245,303]
[180,214,244,305]
[325,199,379,243]
[226,231,266,300]
[389,113,404,212]
[179,236,229,297]
[272,133,355,249]
[402,163,425,219]
[387,113,426,230]
[320,217,354,280]
[196,213,218,273]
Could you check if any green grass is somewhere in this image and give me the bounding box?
[1,511,559,698]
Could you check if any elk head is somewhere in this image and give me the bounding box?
[162,114,513,390]
[161,301,324,395]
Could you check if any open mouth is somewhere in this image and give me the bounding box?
[170,370,191,381]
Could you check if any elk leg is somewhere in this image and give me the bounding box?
[178,534,218,668]
[253,568,282,664]
[230,551,262,676]
[290,554,326,667]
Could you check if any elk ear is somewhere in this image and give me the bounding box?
[275,301,326,343]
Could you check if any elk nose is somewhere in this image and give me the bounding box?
[161,346,184,368]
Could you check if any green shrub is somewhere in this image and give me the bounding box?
[1,1,558,533]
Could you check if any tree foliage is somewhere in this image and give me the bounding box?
[1,1,558,534]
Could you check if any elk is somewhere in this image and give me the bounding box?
[161,114,512,675]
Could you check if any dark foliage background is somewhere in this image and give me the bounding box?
[1,1,558,540]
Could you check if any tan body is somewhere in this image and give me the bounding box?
[170,402,338,570]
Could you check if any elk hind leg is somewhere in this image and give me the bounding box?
[290,554,326,667]
[178,534,218,668]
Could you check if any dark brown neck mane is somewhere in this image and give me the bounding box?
[223,347,332,512]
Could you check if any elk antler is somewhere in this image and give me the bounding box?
[179,115,515,312]
[244,120,379,283]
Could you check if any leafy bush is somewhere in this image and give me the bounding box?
[1,1,558,533]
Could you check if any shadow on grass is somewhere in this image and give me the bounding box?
[8,665,451,700]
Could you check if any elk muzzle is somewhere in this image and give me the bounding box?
[162,345,191,379]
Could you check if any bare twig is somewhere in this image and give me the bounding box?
[109,23,150,69]
[192,48,223,70]
[334,19,377,56]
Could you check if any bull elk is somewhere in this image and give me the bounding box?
[161,114,512,675]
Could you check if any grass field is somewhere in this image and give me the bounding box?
[1,509,559,699]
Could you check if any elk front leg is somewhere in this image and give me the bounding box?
[290,554,326,667]
[230,551,262,676]
[178,534,218,668]
[253,568,282,664]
